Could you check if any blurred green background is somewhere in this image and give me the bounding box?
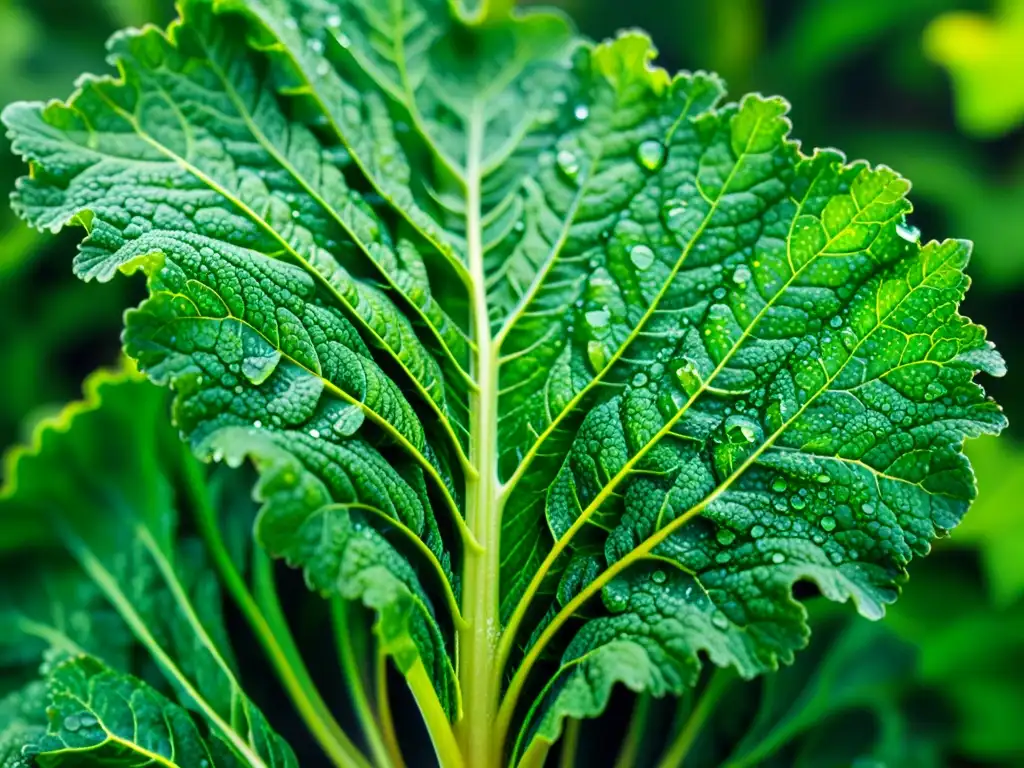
[0,0,1021,764]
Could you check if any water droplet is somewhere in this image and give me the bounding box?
[316,61,331,77]
[924,381,947,401]
[79,714,98,728]
[790,495,806,511]
[556,149,580,180]
[630,244,655,270]
[711,611,729,629]
[841,326,859,351]
[242,348,282,386]
[574,104,589,121]
[309,428,321,439]
[896,219,921,243]
[327,13,341,27]
[712,286,727,300]
[663,199,688,231]
[602,581,630,613]
[308,38,324,54]
[673,357,702,396]
[861,502,875,516]
[820,515,837,532]
[253,420,262,429]
[63,715,82,732]
[636,139,665,171]
[632,372,648,387]
[733,265,752,285]
[771,476,788,493]
[713,415,762,480]
[716,529,736,546]
[830,315,843,328]
[816,473,830,484]
[333,405,365,436]
[585,309,610,328]
[771,552,786,564]
[337,33,352,48]
[587,340,608,372]
[651,569,667,584]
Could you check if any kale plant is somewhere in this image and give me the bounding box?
[0,0,1006,765]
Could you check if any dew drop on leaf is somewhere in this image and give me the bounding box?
[602,581,630,613]
[820,515,837,532]
[830,315,843,328]
[751,524,766,538]
[771,552,786,564]
[573,104,589,121]
[629,244,655,270]
[861,503,875,516]
[241,348,282,386]
[587,340,608,372]
[326,13,341,27]
[674,357,702,396]
[63,715,81,732]
[632,372,648,387]
[636,139,665,171]
[713,414,763,480]
[733,265,752,284]
[556,149,580,180]
[309,428,321,439]
[791,495,806,510]
[711,611,729,629]
[651,569,667,584]
[585,309,609,328]
[896,219,921,243]
[771,476,788,493]
[333,405,365,437]
[716,528,736,546]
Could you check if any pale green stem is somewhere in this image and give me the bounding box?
[614,695,652,768]
[558,720,582,768]
[181,449,371,768]
[375,649,407,768]
[331,597,398,768]
[656,670,734,768]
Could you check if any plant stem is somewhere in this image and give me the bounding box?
[656,669,734,768]
[457,107,502,767]
[614,695,652,768]
[330,597,397,768]
[180,450,370,768]
[558,720,581,768]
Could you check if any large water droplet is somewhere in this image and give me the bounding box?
[602,581,630,613]
[830,315,843,329]
[751,524,766,538]
[326,13,341,27]
[585,308,610,328]
[333,405,365,437]
[673,357,702,396]
[790,495,806,511]
[651,569,667,584]
[630,244,655,271]
[632,372,648,387]
[771,552,786,564]
[713,414,763,480]
[716,528,736,546]
[663,199,688,231]
[574,104,590,121]
[896,219,921,243]
[63,715,82,732]
[820,515,837,532]
[242,348,282,386]
[861,502,875,516]
[733,265,752,285]
[771,476,788,493]
[587,340,608,372]
[79,714,98,728]
[636,140,665,171]
[556,149,580,181]
[711,611,729,629]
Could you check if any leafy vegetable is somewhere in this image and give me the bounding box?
[1,0,1005,765]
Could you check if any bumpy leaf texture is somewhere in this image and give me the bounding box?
[3,0,1005,761]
